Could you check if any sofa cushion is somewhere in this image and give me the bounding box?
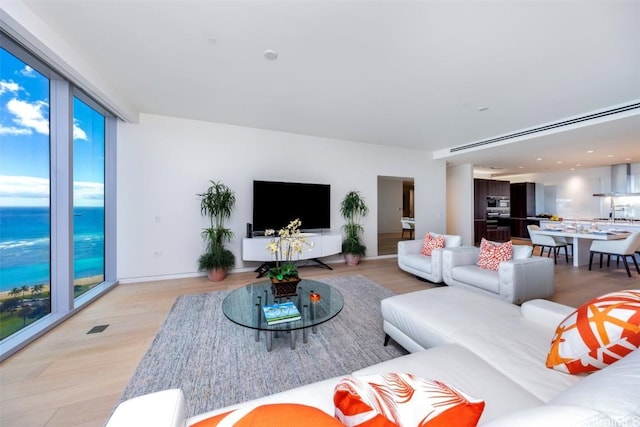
[477,239,513,271]
[546,289,640,374]
[421,232,445,256]
[402,253,434,274]
[354,344,543,424]
[512,245,533,259]
[549,347,640,423]
[382,287,581,402]
[451,265,499,293]
[334,372,484,427]
[192,403,343,426]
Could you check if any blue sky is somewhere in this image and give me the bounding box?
[0,47,105,207]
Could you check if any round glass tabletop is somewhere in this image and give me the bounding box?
[222,279,344,332]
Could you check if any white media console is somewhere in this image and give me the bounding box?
[242,232,342,272]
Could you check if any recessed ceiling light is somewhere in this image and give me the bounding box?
[536,157,542,161]
[587,150,594,154]
[518,166,524,169]
[607,154,614,158]
[576,164,581,167]
[264,49,278,60]
[556,161,563,164]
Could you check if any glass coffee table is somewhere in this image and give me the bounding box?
[222,279,344,351]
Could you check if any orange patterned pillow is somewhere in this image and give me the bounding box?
[191,403,343,426]
[420,233,445,256]
[546,290,640,374]
[477,238,512,271]
[334,373,485,427]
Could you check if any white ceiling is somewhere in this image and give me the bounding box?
[14,0,640,176]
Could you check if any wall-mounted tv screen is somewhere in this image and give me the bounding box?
[252,180,331,232]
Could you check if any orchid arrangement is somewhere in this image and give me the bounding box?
[265,218,314,281]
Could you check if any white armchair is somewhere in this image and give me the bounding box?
[442,244,554,304]
[397,233,462,283]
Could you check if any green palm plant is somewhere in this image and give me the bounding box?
[197,180,236,278]
[340,190,369,260]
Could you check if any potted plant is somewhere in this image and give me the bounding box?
[340,190,369,266]
[265,218,314,296]
[197,180,236,281]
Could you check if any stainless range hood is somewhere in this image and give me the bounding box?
[593,164,640,197]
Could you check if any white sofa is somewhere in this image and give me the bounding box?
[106,286,640,427]
[442,244,555,304]
[397,233,462,283]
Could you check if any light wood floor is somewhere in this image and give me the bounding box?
[1,254,638,427]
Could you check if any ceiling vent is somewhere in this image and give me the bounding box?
[450,102,640,154]
[593,163,640,197]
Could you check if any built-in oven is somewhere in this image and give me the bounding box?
[487,196,510,209]
[487,196,511,229]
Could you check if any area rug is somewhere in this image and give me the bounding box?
[120,275,408,417]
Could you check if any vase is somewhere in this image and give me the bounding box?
[207,268,227,282]
[270,277,301,297]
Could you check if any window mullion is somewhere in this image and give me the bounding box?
[49,78,74,313]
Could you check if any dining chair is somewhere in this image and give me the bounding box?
[588,232,640,277]
[401,219,414,239]
[527,224,569,264]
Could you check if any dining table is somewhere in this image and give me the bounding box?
[534,227,631,267]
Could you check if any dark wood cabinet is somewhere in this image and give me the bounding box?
[510,182,536,238]
[487,227,511,243]
[474,179,487,219]
[474,219,487,244]
[474,178,511,243]
[486,179,510,197]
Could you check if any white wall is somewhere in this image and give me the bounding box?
[503,163,640,220]
[117,114,446,281]
[446,163,474,245]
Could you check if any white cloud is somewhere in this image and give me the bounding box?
[6,98,49,135]
[73,180,104,202]
[0,124,32,136]
[73,119,88,141]
[0,175,49,199]
[0,175,104,207]
[0,80,20,95]
[20,65,36,78]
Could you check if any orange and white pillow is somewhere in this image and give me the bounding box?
[546,290,640,374]
[420,233,446,256]
[334,373,485,427]
[191,403,343,427]
[477,238,512,271]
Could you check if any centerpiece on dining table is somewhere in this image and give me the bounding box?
[265,218,315,297]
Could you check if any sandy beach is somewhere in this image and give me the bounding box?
[0,275,104,300]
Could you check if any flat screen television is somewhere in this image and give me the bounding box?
[252,180,331,232]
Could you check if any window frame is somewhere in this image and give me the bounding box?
[0,32,118,361]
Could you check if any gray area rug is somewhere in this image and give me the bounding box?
[120,274,408,417]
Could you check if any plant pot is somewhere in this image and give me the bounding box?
[344,253,361,266]
[270,277,301,297]
[207,268,227,282]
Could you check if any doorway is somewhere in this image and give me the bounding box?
[377,176,415,255]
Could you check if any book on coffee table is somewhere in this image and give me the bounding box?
[262,301,301,324]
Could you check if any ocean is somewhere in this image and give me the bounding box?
[0,206,105,292]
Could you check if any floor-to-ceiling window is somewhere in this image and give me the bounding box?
[0,32,116,358]
[72,97,105,298]
[0,46,52,340]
